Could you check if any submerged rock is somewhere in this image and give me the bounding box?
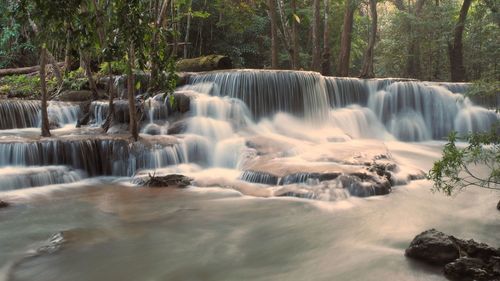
[137,174,193,188]
[0,200,9,208]
[405,229,459,265]
[406,229,500,281]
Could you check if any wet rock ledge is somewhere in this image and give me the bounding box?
[406,229,500,281]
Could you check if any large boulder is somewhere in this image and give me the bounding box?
[444,257,500,281]
[406,229,500,281]
[405,229,459,265]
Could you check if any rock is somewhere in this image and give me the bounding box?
[58,90,95,102]
[339,173,391,197]
[167,120,187,135]
[497,199,500,211]
[176,55,232,72]
[138,174,193,188]
[444,257,500,281]
[173,92,192,113]
[453,238,500,263]
[406,229,500,281]
[0,200,9,208]
[405,229,459,265]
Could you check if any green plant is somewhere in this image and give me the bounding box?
[428,129,499,195]
[99,61,128,75]
[0,74,57,97]
[62,68,87,91]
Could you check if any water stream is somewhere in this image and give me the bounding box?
[0,70,498,280]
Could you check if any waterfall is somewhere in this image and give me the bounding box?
[0,100,79,129]
[0,166,84,191]
[0,70,497,195]
[0,138,188,177]
[186,70,330,122]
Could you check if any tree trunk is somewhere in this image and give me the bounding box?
[449,0,472,82]
[311,0,321,71]
[183,0,192,59]
[337,0,355,77]
[127,44,139,141]
[102,61,115,133]
[291,0,299,69]
[359,0,377,78]
[40,45,51,137]
[268,0,279,68]
[150,0,172,91]
[405,0,426,79]
[64,26,72,74]
[321,0,331,75]
[83,54,99,100]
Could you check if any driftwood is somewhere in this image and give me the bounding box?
[139,174,193,188]
[0,62,65,77]
[176,55,232,72]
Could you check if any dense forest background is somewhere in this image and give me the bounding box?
[0,0,498,82]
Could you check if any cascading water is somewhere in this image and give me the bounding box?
[0,100,79,129]
[0,70,497,197]
[0,70,498,281]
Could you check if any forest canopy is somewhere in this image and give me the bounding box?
[0,0,498,81]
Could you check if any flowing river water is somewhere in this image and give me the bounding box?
[0,70,498,280]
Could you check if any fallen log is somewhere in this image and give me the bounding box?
[176,55,232,72]
[0,62,65,77]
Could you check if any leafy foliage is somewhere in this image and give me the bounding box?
[0,74,56,97]
[428,129,499,195]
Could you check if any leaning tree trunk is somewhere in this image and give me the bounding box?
[127,44,139,141]
[449,0,472,82]
[268,0,279,69]
[311,0,322,71]
[337,0,355,77]
[40,45,51,137]
[291,0,299,69]
[359,0,378,78]
[321,0,331,75]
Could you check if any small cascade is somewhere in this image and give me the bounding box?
[0,100,79,130]
[181,92,253,168]
[0,166,84,191]
[454,102,499,136]
[46,102,80,127]
[0,137,188,177]
[186,70,330,121]
[324,77,368,107]
[0,100,40,129]
[90,100,131,126]
[329,105,390,139]
[369,82,462,140]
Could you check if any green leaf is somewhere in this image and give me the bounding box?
[135,81,141,90]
